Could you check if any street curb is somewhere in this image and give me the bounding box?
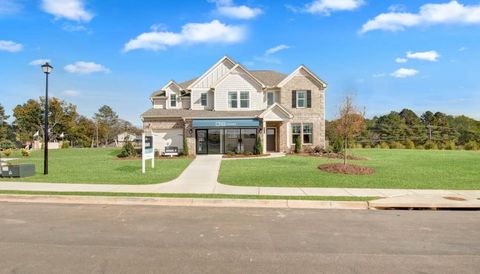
[0,194,369,210]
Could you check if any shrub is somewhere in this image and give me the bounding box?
[332,139,343,153]
[21,148,30,157]
[0,140,15,150]
[444,141,457,150]
[424,141,438,150]
[464,140,478,151]
[363,143,371,149]
[244,151,253,156]
[389,141,405,149]
[61,141,70,149]
[183,137,189,156]
[313,145,324,153]
[118,138,137,158]
[404,139,415,149]
[416,145,425,150]
[3,148,12,157]
[379,142,390,149]
[226,151,235,156]
[254,135,263,155]
[294,136,302,153]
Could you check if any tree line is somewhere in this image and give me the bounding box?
[0,98,141,149]
[327,107,480,150]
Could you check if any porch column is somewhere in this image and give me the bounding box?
[262,120,267,154]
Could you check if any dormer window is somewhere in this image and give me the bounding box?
[170,94,177,107]
[267,92,274,107]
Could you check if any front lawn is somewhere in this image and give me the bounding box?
[1,148,192,184]
[218,149,480,189]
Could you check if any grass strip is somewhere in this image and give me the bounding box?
[0,190,376,201]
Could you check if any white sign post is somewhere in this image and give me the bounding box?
[142,133,155,174]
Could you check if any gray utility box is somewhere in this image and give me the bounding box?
[1,164,36,178]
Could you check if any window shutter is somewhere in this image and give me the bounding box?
[307,90,312,108]
[292,90,297,108]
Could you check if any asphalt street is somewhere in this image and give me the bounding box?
[0,202,479,274]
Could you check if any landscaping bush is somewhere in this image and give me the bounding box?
[3,148,12,157]
[0,140,15,150]
[183,137,189,156]
[331,138,343,153]
[363,144,371,149]
[313,145,324,153]
[61,141,70,149]
[389,141,405,149]
[404,139,415,149]
[424,141,438,150]
[254,136,263,155]
[226,151,235,156]
[444,140,457,150]
[117,138,137,158]
[416,145,425,150]
[21,148,30,157]
[294,136,302,153]
[244,151,253,156]
[464,140,478,151]
[379,142,390,149]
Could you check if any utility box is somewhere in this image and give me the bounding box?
[1,164,36,178]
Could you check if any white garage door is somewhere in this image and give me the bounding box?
[153,129,183,154]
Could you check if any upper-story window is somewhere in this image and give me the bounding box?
[228,92,238,108]
[297,90,306,108]
[200,93,207,106]
[170,94,177,107]
[240,91,249,108]
[292,90,311,108]
[267,92,275,107]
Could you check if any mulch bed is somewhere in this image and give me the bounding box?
[318,163,375,175]
[223,154,271,159]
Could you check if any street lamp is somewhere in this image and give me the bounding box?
[41,62,53,175]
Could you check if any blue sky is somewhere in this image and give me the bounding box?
[1,0,479,125]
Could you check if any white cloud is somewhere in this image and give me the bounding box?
[304,0,364,15]
[390,68,419,78]
[395,57,408,63]
[124,20,246,52]
[361,1,480,33]
[406,50,439,62]
[64,61,110,74]
[62,23,88,32]
[29,59,51,66]
[265,44,290,55]
[63,90,80,97]
[0,0,22,15]
[209,0,262,19]
[458,46,467,52]
[0,40,23,52]
[41,0,93,22]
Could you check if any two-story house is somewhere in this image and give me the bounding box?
[141,56,327,155]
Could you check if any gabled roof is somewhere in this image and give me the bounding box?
[213,64,265,89]
[186,55,237,90]
[258,103,293,120]
[277,65,327,89]
[150,80,183,97]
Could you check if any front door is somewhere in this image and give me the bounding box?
[196,130,208,154]
[266,128,276,152]
[207,129,221,154]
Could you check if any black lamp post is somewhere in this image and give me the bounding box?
[41,62,53,175]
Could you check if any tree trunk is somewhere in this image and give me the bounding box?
[344,137,347,165]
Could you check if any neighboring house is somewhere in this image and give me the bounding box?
[116,132,140,147]
[141,56,327,155]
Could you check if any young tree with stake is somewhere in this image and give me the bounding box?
[335,96,365,165]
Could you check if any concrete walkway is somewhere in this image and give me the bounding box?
[1,155,480,199]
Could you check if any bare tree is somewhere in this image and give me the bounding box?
[335,96,365,165]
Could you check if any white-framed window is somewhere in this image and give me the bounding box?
[292,123,301,144]
[267,92,274,107]
[296,90,306,108]
[228,91,238,108]
[200,93,207,106]
[240,91,249,108]
[303,123,313,144]
[170,94,177,107]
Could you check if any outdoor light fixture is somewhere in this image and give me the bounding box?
[41,62,53,175]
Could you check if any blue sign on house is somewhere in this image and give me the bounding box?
[192,119,260,128]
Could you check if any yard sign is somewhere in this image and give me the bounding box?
[142,132,155,174]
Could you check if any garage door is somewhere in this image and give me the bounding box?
[153,129,183,154]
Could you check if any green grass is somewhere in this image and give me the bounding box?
[1,148,192,184]
[0,190,376,201]
[219,149,480,189]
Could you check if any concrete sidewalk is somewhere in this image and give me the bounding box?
[1,155,479,200]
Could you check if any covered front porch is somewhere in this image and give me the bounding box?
[259,103,294,154]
